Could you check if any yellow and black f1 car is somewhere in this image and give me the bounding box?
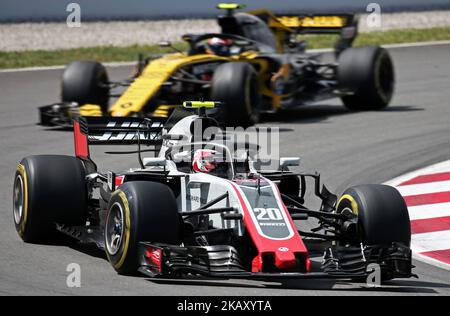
[39,3,395,127]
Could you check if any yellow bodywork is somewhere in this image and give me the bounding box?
[106,49,292,117]
[152,105,176,118]
[272,15,347,29]
[107,50,278,118]
[183,101,217,109]
[79,104,103,117]
[109,53,230,117]
[217,3,245,10]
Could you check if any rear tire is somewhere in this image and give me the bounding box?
[13,155,87,243]
[337,184,411,247]
[105,182,181,275]
[338,46,395,111]
[62,61,110,113]
[210,62,261,127]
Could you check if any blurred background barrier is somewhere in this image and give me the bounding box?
[2,0,450,22]
[3,11,450,52]
[2,0,450,68]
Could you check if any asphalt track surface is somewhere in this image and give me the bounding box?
[1,44,450,296]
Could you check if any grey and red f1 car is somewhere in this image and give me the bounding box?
[15,102,413,281]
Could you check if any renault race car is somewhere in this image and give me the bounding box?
[39,3,395,128]
[18,102,412,281]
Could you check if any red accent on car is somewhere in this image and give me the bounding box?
[273,183,311,272]
[251,255,264,273]
[192,149,217,173]
[305,257,311,272]
[201,74,213,81]
[274,250,297,270]
[115,175,125,188]
[73,120,89,160]
[228,181,309,273]
[145,246,163,273]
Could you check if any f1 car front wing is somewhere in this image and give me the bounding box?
[138,242,414,281]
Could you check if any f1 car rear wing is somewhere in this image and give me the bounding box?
[249,9,358,54]
[73,101,218,167]
[73,116,165,161]
[267,14,357,34]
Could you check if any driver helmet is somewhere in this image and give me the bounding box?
[192,149,218,173]
[192,149,230,178]
[206,37,233,56]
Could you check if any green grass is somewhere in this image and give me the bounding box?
[299,26,450,49]
[0,43,188,69]
[1,27,450,69]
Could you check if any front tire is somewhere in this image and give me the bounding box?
[338,46,395,111]
[210,62,261,127]
[337,184,411,247]
[105,182,181,275]
[62,61,110,113]
[13,155,87,243]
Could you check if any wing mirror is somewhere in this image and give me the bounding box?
[143,157,167,167]
[158,41,185,55]
[280,157,300,170]
[162,134,185,141]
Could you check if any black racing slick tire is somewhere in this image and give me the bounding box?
[62,61,110,113]
[13,155,88,243]
[211,62,261,127]
[338,46,395,111]
[105,182,181,275]
[337,184,411,247]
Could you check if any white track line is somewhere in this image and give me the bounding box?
[1,40,450,73]
[396,180,450,197]
[385,159,450,271]
[383,40,450,49]
[0,61,135,73]
[408,202,450,221]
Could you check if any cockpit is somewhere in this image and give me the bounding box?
[183,12,278,56]
[166,141,254,180]
[218,12,277,53]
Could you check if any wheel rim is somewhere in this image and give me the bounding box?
[105,202,125,256]
[13,175,24,225]
[336,196,361,246]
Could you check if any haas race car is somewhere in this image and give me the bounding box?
[39,3,395,128]
[17,102,412,281]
